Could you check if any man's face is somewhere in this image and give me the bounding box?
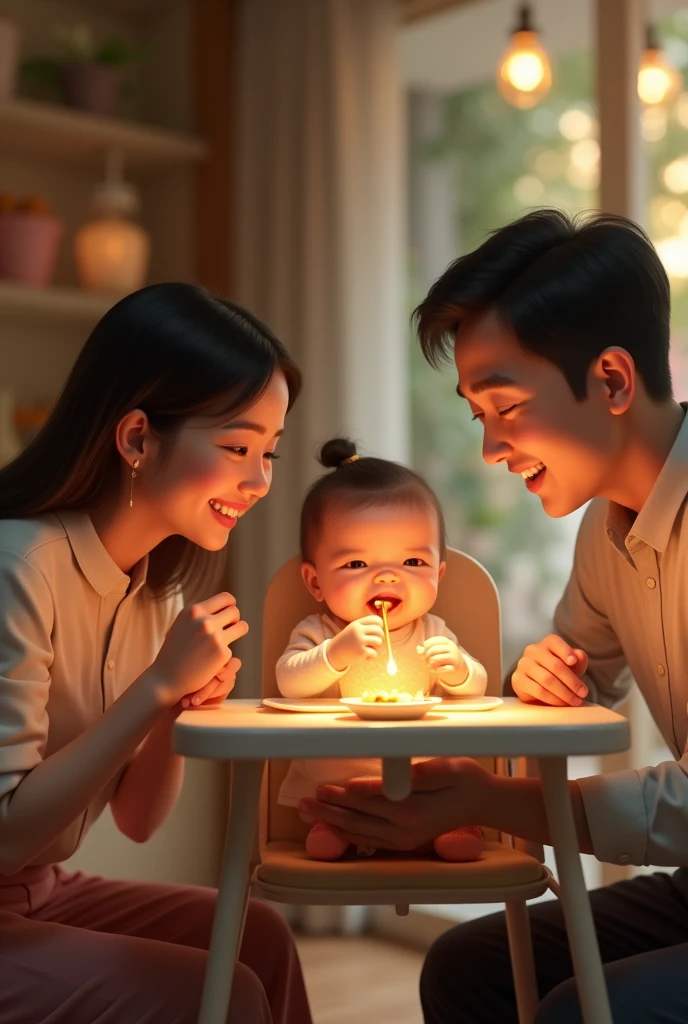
[454,312,622,517]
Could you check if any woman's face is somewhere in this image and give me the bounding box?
[141,371,290,550]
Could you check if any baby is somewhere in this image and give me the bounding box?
[277,437,487,862]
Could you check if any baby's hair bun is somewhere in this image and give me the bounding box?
[318,437,358,469]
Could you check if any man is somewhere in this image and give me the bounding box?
[299,210,688,1022]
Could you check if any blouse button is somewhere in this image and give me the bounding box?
[107,659,115,670]
[617,853,631,865]
[657,664,666,676]
[646,577,656,589]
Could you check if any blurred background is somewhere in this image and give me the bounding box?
[0,1,684,1019]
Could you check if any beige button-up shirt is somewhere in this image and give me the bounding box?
[0,511,181,869]
[555,407,688,868]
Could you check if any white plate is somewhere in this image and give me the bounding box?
[262,697,344,713]
[339,696,442,720]
[440,696,504,712]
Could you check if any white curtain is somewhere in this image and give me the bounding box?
[230,0,408,696]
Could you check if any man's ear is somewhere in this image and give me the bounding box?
[438,560,446,583]
[592,347,635,415]
[301,562,325,602]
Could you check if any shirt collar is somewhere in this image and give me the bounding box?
[605,403,688,555]
[55,510,149,597]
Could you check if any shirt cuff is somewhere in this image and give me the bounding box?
[577,769,648,866]
[439,655,474,693]
[322,639,350,677]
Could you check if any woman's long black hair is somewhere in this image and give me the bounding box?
[0,282,301,597]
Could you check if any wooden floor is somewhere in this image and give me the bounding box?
[295,935,425,1024]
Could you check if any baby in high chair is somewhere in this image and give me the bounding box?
[277,437,488,862]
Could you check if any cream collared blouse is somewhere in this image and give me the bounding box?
[0,511,181,869]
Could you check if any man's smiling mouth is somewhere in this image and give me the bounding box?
[520,462,545,481]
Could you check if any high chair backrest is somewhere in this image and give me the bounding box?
[261,548,502,844]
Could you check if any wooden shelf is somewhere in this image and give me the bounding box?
[0,280,115,325]
[0,97,208,174]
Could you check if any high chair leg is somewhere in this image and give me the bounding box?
[198,758,265,1024]
[505,899,539,1024]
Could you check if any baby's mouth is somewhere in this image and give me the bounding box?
[368,595,402,615]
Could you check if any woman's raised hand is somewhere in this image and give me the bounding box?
[146,592,248,708]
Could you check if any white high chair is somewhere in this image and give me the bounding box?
[251,548,554,1023]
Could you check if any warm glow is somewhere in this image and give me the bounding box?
[506,49,545,92]
[559,107,595,141]
[566,162,598,191]
[656,235,688,279]
[638,48,681,106]
[532,149,565,178]
[74,217,150,295]
[386,660,398,676]
[498,30,552,110]
[513,174,545,204]
[662,157,688,194]
[642,105,668,142]
[652,196,688,232]
[569,139,600,172]
[675,92,688,128]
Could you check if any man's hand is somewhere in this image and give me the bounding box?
[298,757,493,850]
[327,616,385,672]
[511,634,589,707]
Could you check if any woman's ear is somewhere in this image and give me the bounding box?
[438,561,446,582]
[115,409,153,467]
[592,347,635,415]
[301,562,324,602]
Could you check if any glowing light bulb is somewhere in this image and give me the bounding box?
[638,25,682,106]
[497,4,552,110]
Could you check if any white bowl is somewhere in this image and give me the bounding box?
[338,696,442,721]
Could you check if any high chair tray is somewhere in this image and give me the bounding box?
[441,696,504,711]
[262,697,345,713]
[262,696,504,714]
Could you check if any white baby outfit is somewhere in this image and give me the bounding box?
[277,612,487,808]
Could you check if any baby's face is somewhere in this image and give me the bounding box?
[303,503,445,628]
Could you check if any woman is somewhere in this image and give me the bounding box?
[0,283,311,1024]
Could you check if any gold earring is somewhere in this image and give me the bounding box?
[129,459,140,508]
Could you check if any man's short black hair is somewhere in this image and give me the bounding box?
[414,209,672,401]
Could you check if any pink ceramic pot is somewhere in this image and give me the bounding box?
[0,212,64,287]
[60,65,121,116]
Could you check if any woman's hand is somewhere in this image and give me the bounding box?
[298,757,492,850]
[511,634,589,707]
[146,592,248,709]
[180,656,241,708]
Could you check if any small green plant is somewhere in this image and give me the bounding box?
[22,23,148,88]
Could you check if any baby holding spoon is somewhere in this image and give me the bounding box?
[276,438,487,861]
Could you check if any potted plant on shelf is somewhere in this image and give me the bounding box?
[21,23,148,117]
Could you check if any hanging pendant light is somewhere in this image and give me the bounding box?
[638,23,681,106]
[497,3,552,110]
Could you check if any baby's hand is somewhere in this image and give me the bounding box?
[511,634,589,707]
[418,637,467,679]
[327,616,384,672]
